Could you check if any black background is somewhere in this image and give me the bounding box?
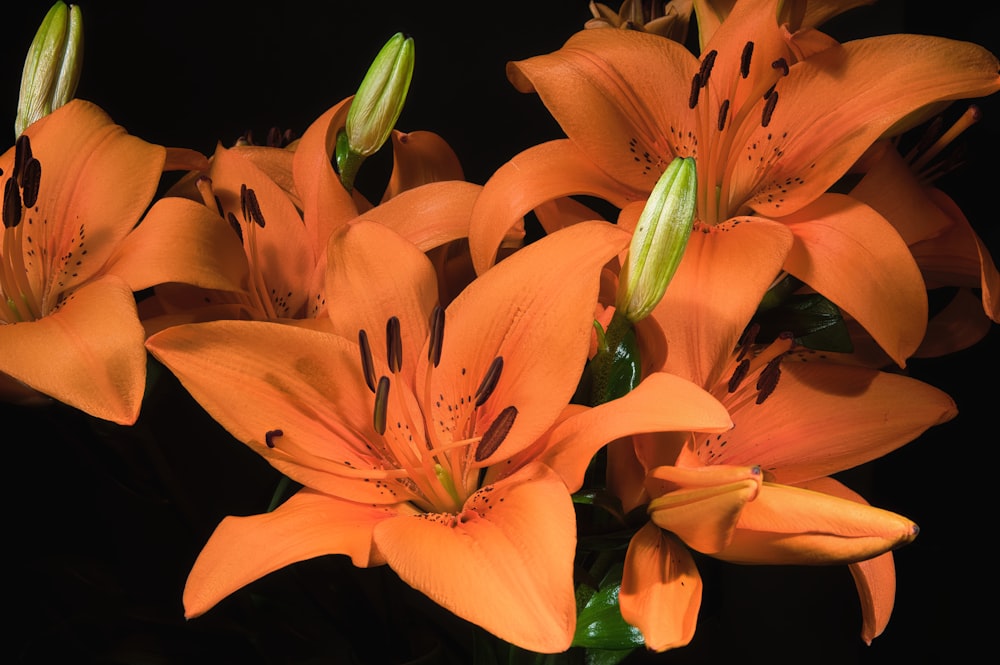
[4,1,998,663]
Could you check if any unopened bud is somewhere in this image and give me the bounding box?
[336,32,414,191]
[16,2,83,137]
[616,156,696,322]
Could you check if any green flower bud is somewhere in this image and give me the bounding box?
[16,2,83,137]
[336,32,414,191]
[616,156,696,322]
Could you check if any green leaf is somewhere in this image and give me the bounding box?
[573,563,645,650]
[753,293,853,353]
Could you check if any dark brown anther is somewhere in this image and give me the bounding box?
[374,376,390,434]
[475,406,518,462]
[358,329,377,392]
[475,356,504,407]
[740,41,754,79]
[717,99,730,131]
[265,429,283,448]
[761,90,779,128]
[428,305,445,367]
[226,211,244,243]
[13,134,32,184]
[386,316,402,373]
[755,355,783,404]
[239,182,248,220]
[698,50,718,88]
[771,58,789,77]
[3,177,22,228]
[242,186,266,228]
[267,127,282,147]
[728,358,750,393]
[688,72,702,109]
[736,322,760,362]
[21,157,41,209]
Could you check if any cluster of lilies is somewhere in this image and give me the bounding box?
[3,0,997,658]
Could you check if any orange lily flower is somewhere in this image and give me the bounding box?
[468,0,1000,367]
[0,99,243,424]
[142,95,477,332]
[145,219,731,652]
[611,331,957,650]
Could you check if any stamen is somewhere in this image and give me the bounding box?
[358,329,377,392]
[428,304,445,367]
[3,178,22,228]
[475,356,504,407]
[736,322,760,362]
[242,186,266,228]
[717,99,730,131]
[771,58,789,77]
[755,355,783,404]
[374,375,390,435]
[265,429,283,448]
[698,50,718,87]
[225,211,244,243]
[13,134,31,184]
[739,41,754,79]
[688,72,702,109]
[761,90,778,128]
[475,406,517,462]
[728,358,750,393]
[386,316,402,373]
[912,105,982,171]
[20,157,41,209]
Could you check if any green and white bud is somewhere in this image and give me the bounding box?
[16,2,83,137]
[616,156,696,322]
[336,32,414,191]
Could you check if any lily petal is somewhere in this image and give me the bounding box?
[105,197,248,292]
[799,476,896,645]
[184,487,395,618]
[469,139,643,273]
[782,193,927,366]
[373,462,577,653]
[358,180,481,252]
[325,220,438,384]
[653,217,793,388]
[529,372,732,491]
[437,221,634,464]
[382,130,464,201]
[0,275,146,424]
[620,522,702,652]
[708,356,956,484]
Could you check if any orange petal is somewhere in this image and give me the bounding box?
[325,220,438,385]
[292,98,359,247]
[105,197,248,292]
[435,222,633,464]
[915,288,994,356]
[620,522,702,652]
[741,35,1000,215]
[799,476,896,644]
[653,217,793,387]
[469,139,643,273]
[782,193,927,366]
[357,180,480,252]
[646,464,762,554]
[0,275,146,424]
[714,357,956,484]
[529,372,731,492]
[714,482,919,565]
[373,463,577,653]
[184,488,395,618]
[381,130,465,201]
[146,320,394,503]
